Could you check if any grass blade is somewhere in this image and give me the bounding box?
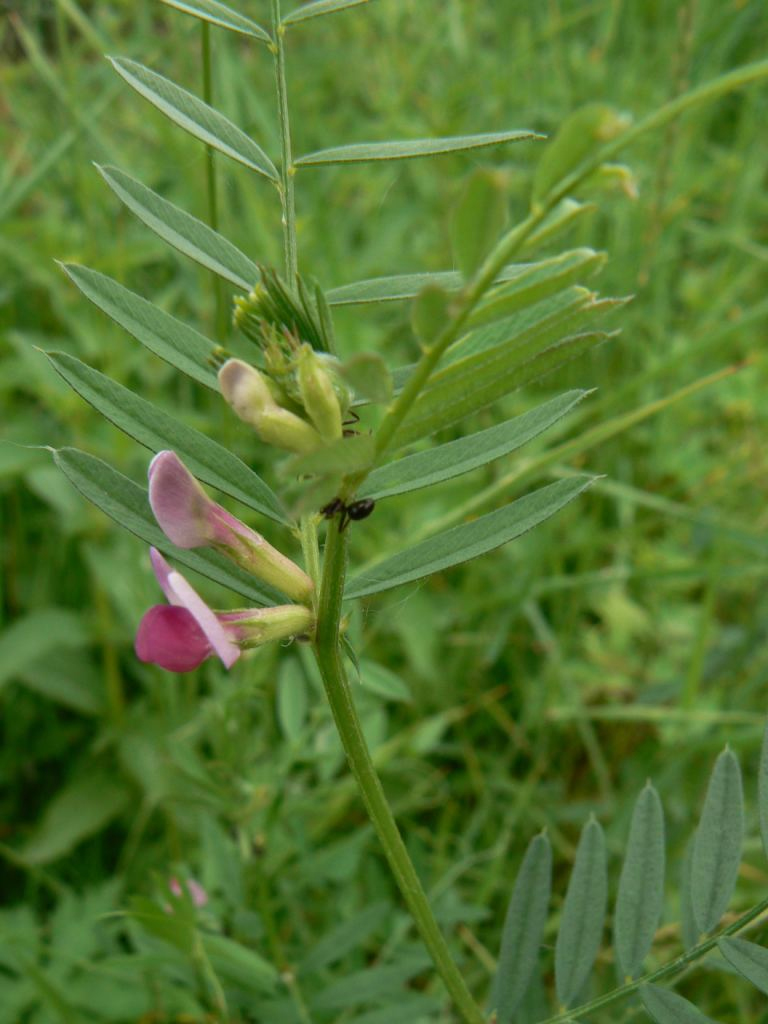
[283,0,373,24]
[109,57,279,181]
[554,818,607,1009]
[97,165,259,288]
[52,448,282,607]
[361,390,589,501]
[639,983,718,1023]
[159,0,272,41]
[759,720,768,861]
[614,782,666,980]
[345,476,594,599]
[61,264,219,389]
[718,937,768,996]
[295,129,541,166]
[325,263,529,306]
[691,748,744,935]
[489,832,552,1023]
[46,352,288,525]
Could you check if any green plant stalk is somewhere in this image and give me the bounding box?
[536,894,768,1024]
[312,521,485,1024]
[369,57,768,467]
[200,21,227,339]
[271,0,298,282]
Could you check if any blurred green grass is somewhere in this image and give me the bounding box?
[2,1,768,1021]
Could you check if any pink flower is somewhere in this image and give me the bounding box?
[148,451,313,603]
[169,876,208,908]
[135,548,313,672]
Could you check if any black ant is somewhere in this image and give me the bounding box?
[321,496,376,531]
[343,409,360,438]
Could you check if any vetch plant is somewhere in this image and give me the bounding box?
[45,2,768,1021]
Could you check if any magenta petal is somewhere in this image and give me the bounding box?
[135,605,212,672]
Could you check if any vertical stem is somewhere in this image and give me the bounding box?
[312,522,485,1024]
[200,21,227,339]
[271,0,298,282]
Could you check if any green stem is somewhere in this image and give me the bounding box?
[312,522,485,1024]
[271,0,298,282]
[537,894,768,1024]
[200,21,227,339]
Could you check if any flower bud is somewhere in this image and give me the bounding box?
[297,344,342,443]
[253,406,324,455]
[218,359,277,425]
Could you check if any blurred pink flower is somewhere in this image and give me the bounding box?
[168,876,208,909]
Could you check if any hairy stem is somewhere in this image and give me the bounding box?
[537,895,768,1024]
[271,0,298,282]
[312,521,485,1024]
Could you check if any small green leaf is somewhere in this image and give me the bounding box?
[718,937,768,996]
[283,0,372,24]
[109,58,278,180]
[614,783,666,980]
[361,391,588,501]
[46,352,288,524]
[61,264,218,389]
[489,832,552,1022]
[296,129,541,166]
[759,720,768,861]
[411,284,451,344]
[452,168,508,280]
[522,198,596,252]
[532,104,630,207]
[53,448,283,607]
[20,772,131,865]
[325,263,529,306]
[285,434,375,478]
[359,660,412,703]
[555,818,607,1009]
[159,0,272,40]
[339,353,392,404]
[640,983,719,1024]
[128,896,195,954]
[277,660,308,741]
[97,165,259,288]
[201,934,278,995]
[346,476,593,599]
[691,747,744,934]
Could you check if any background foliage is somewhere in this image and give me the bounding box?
[1,0,768,1021]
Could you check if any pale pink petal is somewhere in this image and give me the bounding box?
[163,569,241,669]
[135,605,212,671]
[149,547,181,605]
[169,876,208,907]
[148,451,213,548]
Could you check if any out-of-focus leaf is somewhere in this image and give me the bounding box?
[110,58,279,180]
[296,129,541,166]
[614,783,665,980]
[359,660,412,703]
[718,937,768,996]
[325,263,530,306]
[201,934,278,994]
[452,167,508,279]
[411,284,451,344]
[0,609,89,693]
[18,648,105,716]
[640,983,719,1024]
[52,448,283,606]
[283,0,372,24]
[159,0,271,40]
[759,720,768,861]
[532,104,630,206]
[361,390,588,501]
[691,748,744,934]
[277,659,308,741]
[61,264,219,389]
[298,902,390,975]
[489,832,552,1022]
[97,165,259,288]
[346,476,594,599]
[47,352,288,524]
[20,772,131,865]
[339,352,392,403]
[555,818,607,1009]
